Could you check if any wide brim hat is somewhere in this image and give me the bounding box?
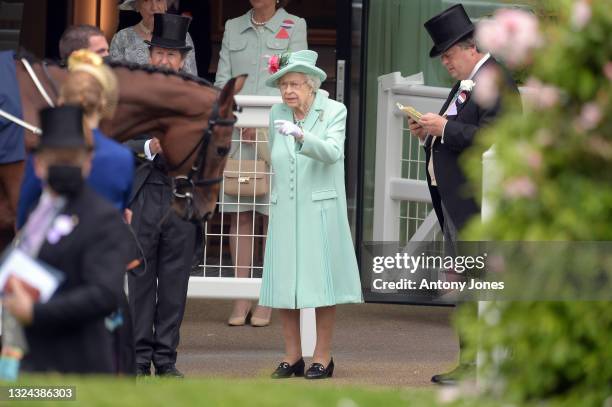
[38,106,87,150]
[265,50,327,88]
[144,13,193,52]
[424,4,475,58]
[119,0,137,11]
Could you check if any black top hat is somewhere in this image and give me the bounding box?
[144,13,192,52]
[38,105,86,150]
[424,4,475,58]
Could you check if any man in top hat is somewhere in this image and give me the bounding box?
[409,4,519,385]
[3,105,129,374]
[124,12,197,378]
[144,12,193,72]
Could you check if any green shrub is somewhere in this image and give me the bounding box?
[458,0,612,405]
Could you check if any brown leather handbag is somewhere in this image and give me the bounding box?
[223,129,270,197]
[223,159,269,197]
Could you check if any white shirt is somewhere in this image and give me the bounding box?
[144,139,156,160]
[468,52,492,81]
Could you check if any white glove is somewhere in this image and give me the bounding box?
[274,120,304,140]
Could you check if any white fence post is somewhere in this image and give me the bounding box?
[373,72,424,241]
[478,146,498,387]
[373,72,453,242]
[300,309,316,357]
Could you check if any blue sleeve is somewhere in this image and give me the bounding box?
[16,155,43,229]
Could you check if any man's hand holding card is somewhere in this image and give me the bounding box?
[397,103,428,140]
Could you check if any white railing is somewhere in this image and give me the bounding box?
[187,95,281,300]
[374,72,450,242]
[186,94,316,357]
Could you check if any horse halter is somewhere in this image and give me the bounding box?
[170,99,237,222]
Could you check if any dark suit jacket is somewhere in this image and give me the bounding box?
[22,186,130,374]
[424,57,519,232]
[124,137,170,207]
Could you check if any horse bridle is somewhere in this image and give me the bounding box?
[0,59,57,135]
[169,99,238,222]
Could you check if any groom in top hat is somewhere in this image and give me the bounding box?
[409,4,519,385]
[125,13,197,378]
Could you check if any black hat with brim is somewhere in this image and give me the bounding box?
[424,4,475,58]
[37,105,86,150]
[144,13,193,52]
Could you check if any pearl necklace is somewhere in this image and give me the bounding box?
[250,9,270,26]
[138,21,152,35]
[293,102,313,128]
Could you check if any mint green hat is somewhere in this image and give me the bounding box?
[265,50,327,88]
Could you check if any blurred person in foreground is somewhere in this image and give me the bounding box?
[3,106,129,374]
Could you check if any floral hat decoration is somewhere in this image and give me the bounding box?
[267,53,290,75]
[265,50,327,88]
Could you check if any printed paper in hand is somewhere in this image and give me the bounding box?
[396,103,423,122]
[0,248,64,303]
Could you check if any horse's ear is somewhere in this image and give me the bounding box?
[219,74,247,113]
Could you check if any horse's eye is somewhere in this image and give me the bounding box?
[217,147,230,156]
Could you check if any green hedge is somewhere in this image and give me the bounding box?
[458,0,612,405]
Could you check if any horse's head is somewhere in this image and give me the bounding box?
[167,75,246,224]
[96,65,246,226]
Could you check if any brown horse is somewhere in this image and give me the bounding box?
[0,56,246,248]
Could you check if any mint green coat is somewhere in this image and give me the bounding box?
[258,91,363,309]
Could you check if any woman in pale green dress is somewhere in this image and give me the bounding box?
[260,50,363,379]
[215,0,307,327]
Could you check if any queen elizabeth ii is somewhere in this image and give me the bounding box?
[259,50,363,380]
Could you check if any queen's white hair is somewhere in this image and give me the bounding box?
[304,74,321,93]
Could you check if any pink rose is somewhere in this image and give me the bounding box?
[523,78,561,110]
[473,66,500,109]
[517,142,543,171]
[476,9,542,68]
[476,18,509,56]
[604,62,612,81]
[571,0,592,30]
[578,102,602,131]
[268,54,280,74]
[504,176,537,199]
[527,150,543,171]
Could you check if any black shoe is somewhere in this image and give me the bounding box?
[136,364,151,377]
[271,358,305,378]
[431,363,475,385]
[155,365,185,378]
[304,358,334,379]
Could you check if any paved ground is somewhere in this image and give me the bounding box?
[177,299,458,387]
